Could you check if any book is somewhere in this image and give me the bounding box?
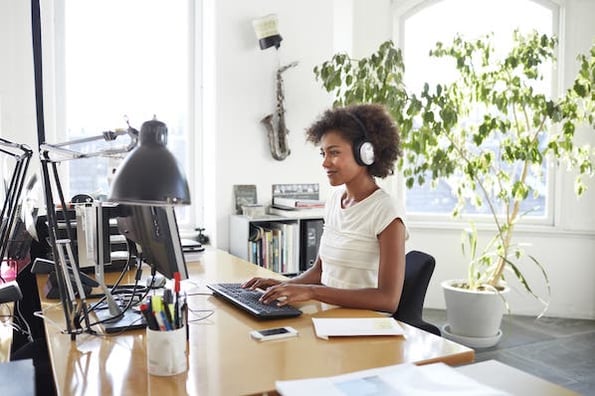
[272,197,325,209]
[272,183,320,200]
[268,206,324,218]
[248,222,300,274]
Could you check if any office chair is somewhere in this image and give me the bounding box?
[393,250,441,336]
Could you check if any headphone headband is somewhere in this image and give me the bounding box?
[346,111,369,140]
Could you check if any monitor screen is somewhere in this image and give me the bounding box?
[116,205,188,280]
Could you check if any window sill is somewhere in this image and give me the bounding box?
[407,217,595,238]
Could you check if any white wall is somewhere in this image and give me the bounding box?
[2,0,594,319]
[204,0,394,248]
[203,0,342,248]
[0,1,37,150]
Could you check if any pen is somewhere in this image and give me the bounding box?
[181,292,188,340]
[174,272,181,329]
[140,303,159,330]
[150,295,168,331]
[153,309,166,331]
[163,288,173,305]
[163,300,174,328]
[160,310,172,331]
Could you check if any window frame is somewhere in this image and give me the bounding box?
[47,0,202,232]
[391,0,563,228]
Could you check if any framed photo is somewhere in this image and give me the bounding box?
[233,185,257,214]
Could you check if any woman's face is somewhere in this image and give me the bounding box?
[320,130,367,186]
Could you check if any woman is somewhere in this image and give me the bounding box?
[242,104,407,313]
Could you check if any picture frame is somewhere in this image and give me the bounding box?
[233,184,258,214]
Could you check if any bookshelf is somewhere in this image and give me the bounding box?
[229,214,324,275]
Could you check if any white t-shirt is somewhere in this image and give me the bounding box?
[319,187,407,289]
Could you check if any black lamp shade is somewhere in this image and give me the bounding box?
[108,119,191,205]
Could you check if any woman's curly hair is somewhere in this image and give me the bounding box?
[305,104,402,178]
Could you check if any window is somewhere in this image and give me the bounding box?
[53,0,197,227]
[395,0,558,220]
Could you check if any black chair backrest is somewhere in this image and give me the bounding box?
[393,250,441,336]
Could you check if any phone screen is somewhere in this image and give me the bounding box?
[259,327,290,336]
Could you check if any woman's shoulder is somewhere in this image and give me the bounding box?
[370,189,406,215]
[369,188,396,204]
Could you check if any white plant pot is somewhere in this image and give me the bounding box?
[441,279,510,348]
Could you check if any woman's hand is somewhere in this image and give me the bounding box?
[259,283,314,306]
[241,277,282,290]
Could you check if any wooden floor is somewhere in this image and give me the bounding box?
[424,308,595,395]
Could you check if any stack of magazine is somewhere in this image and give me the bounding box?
[268,183,324,217]
[276,362,510,395]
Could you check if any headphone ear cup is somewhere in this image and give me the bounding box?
[354,140,375,166]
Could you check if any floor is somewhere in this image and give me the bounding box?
[423,309,595,395]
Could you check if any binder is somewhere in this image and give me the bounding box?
[299,219,324,271]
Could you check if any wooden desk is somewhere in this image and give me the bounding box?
[36,249,474,395]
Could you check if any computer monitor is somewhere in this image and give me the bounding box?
[116,205,188,280]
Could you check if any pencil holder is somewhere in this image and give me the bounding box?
[146,325,187,376]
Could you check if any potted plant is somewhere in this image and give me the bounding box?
[314,31,595,346]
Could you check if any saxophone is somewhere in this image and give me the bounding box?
[261,61,298,161]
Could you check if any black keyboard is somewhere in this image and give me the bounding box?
[207,283,302,319]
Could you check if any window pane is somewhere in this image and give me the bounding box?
[401,0,554,217]
[62,0,191,222]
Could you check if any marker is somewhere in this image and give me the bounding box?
[153,309,166,331]
[174,272,181,329]
[182,293,188,339]
[160,311,172,331]
[140,303,159,330]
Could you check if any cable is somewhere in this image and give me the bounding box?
[33,305,65,333]
[14,299,33,343]
[82,256,149,330]
[187,307,214,323]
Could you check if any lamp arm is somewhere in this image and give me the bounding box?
[40,127,138,162]
[0,138,33,157]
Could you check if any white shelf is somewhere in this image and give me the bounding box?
[229,214,323,275]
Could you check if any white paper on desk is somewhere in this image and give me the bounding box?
[276,362,512,396]
[312,317,404,340]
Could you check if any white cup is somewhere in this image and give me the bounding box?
[146,326,187,376]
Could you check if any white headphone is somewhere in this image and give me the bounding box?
[349,112,375,166]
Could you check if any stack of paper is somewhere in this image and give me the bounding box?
[276,362,511,396]
[312,317,404,340]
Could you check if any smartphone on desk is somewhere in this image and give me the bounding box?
[250,326,298,341]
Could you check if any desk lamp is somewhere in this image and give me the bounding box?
[0,138,32,303]
[39,120,191,337]
[38,128,139,337]
[0,139,33,279]
[29,0,191,338]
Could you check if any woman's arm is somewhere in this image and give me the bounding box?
[241,254,323,289]
[260,218,406,313]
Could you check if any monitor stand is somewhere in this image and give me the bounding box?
[92,201,146,333]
